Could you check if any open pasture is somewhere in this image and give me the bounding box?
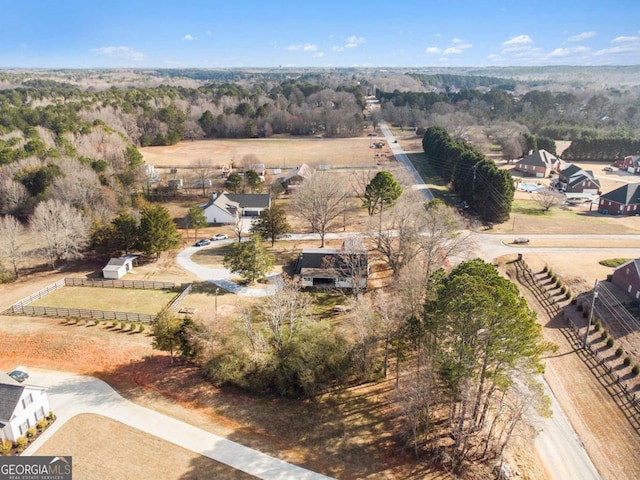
[29,286,177,315]
[140,136,388,169]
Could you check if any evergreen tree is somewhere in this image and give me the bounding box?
[223,233,274,282]
[137,204,180,259]
[250,204,291,246]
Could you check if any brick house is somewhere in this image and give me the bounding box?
[598,183,640,215]
[611,258,640,300]
[514,150,559,178]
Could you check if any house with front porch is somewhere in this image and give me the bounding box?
[0,372,50,443]
[200,193,271,224]
[293,238,369,290]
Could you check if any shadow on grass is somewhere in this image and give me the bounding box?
[98,355,424,480]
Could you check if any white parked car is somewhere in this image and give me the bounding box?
[210,233,228,241]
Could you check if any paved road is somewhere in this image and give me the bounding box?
[23,369,334,480]
[534,379,601,480]
[378,123,434,201]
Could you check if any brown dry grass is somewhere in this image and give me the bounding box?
[35,414,255,480]
[140,136,387,169]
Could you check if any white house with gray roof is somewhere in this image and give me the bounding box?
[200,193,271,224]
[0,371,50,443]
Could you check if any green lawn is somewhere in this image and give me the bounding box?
[30,286,177,314]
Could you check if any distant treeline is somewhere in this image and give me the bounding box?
[421,126,514,223]
[408,73,516,91]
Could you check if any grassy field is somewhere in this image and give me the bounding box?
[30,286,177,315]
[140,136,388,170]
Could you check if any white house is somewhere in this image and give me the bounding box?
[102,255,138,279]
[0,372,50,443]
[200,193,271,224]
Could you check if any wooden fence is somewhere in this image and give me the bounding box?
[19,305,155,323]
[63,278,175,289]
[5,277,180,322]
[10,279,66,313]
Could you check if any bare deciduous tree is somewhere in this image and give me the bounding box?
[0,174,29,216]
[533,188,565,212]
[0,214,25,278]
[30,199,89,270]
[191,158,214,197]
[259,278,313,353]
[417,201,473,279]
[291,172,348,247]
[374,193,423,276]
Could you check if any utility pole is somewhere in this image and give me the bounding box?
[583,280,599,349]
[214,287,219,323]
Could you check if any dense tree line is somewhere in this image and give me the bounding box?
[422,127,514,223]
[377,83,640,144]
[408,73,517,91]
[562,137,640,162]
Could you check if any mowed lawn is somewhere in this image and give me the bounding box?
[30,286,177,314]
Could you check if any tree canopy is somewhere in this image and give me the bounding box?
[250,204,291,246]
[137,204,181,259]
[363,170,402,216]
[223,233,274,283]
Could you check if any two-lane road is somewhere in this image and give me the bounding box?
[379,123,434,201]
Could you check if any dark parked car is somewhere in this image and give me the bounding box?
[194,239,211,247]
[8,370,29,383]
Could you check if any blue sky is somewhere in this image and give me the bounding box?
[1,0,639,68]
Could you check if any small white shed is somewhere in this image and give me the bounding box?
[102,255,137,279]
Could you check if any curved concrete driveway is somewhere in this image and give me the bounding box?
[24,369,333,480]
[177,241,278,297]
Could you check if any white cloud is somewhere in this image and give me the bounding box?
[346,35,365,45]
[501,34,533,53]
[183,34,197,41]
[425,47,441,54]
[548,46,589,57]
[612,35,640,43]
[287,43,318,51]
[595,43,640,56]
[314,52,325,58]
[92,46,144,61]
[452,38,464,44]
[443,47,463,55]
[332,35,365,51]
[568,31,596,42]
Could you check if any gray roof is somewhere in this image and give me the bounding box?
[294,247,368,275]
[281,164,315,184]
[0,372,24,421]
[225,194,271,208]
[600,183,640,205]
[517,149,558,168]
[295,249,341,270]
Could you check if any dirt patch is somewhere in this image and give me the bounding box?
[35,414,255,480]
